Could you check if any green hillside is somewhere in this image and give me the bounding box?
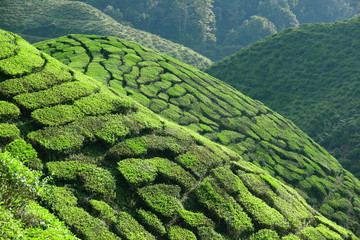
[73,0,360,60]
[36,34,360,234]
[2,29,359,239]
[206,16,360,179]
[0,0,212,69]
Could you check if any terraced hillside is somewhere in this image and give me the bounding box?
[0,0,212,69]
[2,29,359,239]
[36,34,360,235]
[206,16,360,178]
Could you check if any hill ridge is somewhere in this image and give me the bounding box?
[36,34,360,235]
[206,16,360,180]
[2,29,359,239]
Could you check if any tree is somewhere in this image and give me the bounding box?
[174,0,216,44]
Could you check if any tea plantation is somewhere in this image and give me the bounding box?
[36,34,360,235]
[0,0,212,69]
[206,16,360,179]
[2,29,359,239]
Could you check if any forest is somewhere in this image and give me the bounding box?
[75,0,360,59]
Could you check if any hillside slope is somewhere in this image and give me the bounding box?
[36,34,360,234]
[0,0,212,69]
[2,29,358,239]
[206,16,360,178]
[73,0,360,60]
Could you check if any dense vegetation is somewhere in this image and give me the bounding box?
[73,0,360,60]
[207,16,360,180]
[0,0,212,69]
[2,29,359,239]
[36,34,360,235]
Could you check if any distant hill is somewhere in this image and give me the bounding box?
[73,0,360,60]
[0,0,212,69]
[2,29,359,239]
[36,34,360,234]
[207,16,360,179]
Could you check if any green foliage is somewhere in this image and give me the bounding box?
[1,30,360,239]
[118,158,158,186]
[300,226,326,240]
[137,209,166,235]
[197,227,225,240]
[115,211,155,240]
[0,58,73,97]
[57,206,119,240]
[47,161,116,199]
[36,36,360,231]
[90,200,155,239]
[32,105,85,126]
[28,114,132,151]
[5,139,43,169]
[240,195,290,231]
[0,101,20,120]
[0,152,43,209]
[168,225,196,240]
[6,0,212,68]
[14,81,99,110]
[207,17,360,181]
[138,184,182,217]
[74,93,136,116]
[22,201,78,240]
[0,123,20,141]
[42,186,78,209]
[0,45,45,76]
[195,178,254,238]
[179,209,214,228]
[0,204,25,239]
[249,229,280,240]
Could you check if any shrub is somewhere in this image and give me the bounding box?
[89,199,117,223]
[118,158,158,186]
[5,139,38,162]
[281,234,301,240]
[137,66,163,84]
[22,201,77,239]
[47,161,116,200]
[195,178,253,238]
[57,206,119,240]
[86,62,110,85]
[197,227,225,240]
[166,84,187,98]
[0,47,44,76]
[0,101,20,120]
[0,123,20,141]
[90,199,156,239]
[31,105,85,126]
[0,152,43,209]
[115,211,156,240]
[28,125,85,152]
[249,229,280,240]
[138,184,183,217]
[240,195,290,232]
[137,209,166,235]
[14,81,99,110]
[167,225,196,240]
[315,224,342,240]
[74,93,135,116]
[176,145,223,177]
[179,209,214,228]
[0,204,24,239]
[0,58,73,97]
[155,158,197,189]
[299,226,326,240]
